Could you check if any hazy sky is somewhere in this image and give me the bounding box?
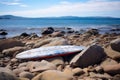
[0,0,120,17]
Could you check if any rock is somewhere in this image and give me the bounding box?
[63,65,73,76]
[110,38,120,52]
[0,31,8,35]
[89,72,112,79]
[20,33,30,37]
[2,47,27,57]
[100,58,118,68]
[19,71,34,79]
[0,67,18,80]
[95,66,103,73]
[43,37,68,47]
[103,64,120,75]
[32,70,73,80]
[70,44,106,68]
[18,62,28,68]
[46,57,64,66]
[104,46,120,60]
[87,29,99,35]
[30,33,38,38]
[28,60,57,72]
[11,58,18,63]
[72,68,84,76]
[42,27,54,35]
[19,78,30,80]
[33,37,68,48]
[51,31,64,37]
[0,39,24,52]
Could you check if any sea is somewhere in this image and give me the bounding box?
[0,18,120,38]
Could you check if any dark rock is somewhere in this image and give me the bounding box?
[30,33,38,38]
[110,38,120,52]
[70,44,106,68]
[67,30,74,33]
[85,29,99,35]
[0,39,24,52]
[42,27,54,35]
[0,31,8,35]
[110,28,120,31]
[20,33,30,37]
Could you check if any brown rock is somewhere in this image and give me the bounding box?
[63,65,73,76]
[19,71,34,79]
[72,68,84,76]
[32,70,73,80]
[110,38,120,52]
[18,62,28,68]
[100,58,118,67]
[95,66,103,73]
[19,77,30,80]
[70,44,106,68]
[89,72,112,79]
[2,47,27,56]
[28,60,57,72]
[103,64,120,75]
[104,46,120,60]
[0,67,18,80]
[51,31,64,37]
[46,57,64,66]
[0,39,24,52]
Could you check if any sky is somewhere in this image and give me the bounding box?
[0,0,120,17]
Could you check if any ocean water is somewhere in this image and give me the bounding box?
[0,18,120,38]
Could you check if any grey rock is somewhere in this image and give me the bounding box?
[70,44,106,68]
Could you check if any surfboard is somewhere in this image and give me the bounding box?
[16,45,85,59]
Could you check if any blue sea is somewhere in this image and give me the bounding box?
[0,18,120,38]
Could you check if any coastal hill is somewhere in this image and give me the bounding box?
[0,15,120,20]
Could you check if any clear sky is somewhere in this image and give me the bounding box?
[0,0,120,17]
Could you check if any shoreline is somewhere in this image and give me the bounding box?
[0,27,120,80]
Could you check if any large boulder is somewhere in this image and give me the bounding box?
[0,39,24,52]
[27,60,57,72]
[32,70,73,80]
[2,47,27,57]
[70,44,106,68]
[110,38,120,52]
[0,67,18,80]
[33,37,68,48]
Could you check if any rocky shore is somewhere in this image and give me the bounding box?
[0,27,120,80]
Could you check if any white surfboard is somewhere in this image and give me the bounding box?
[16,45,85,59]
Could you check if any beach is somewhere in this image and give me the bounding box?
[0,27,120,80]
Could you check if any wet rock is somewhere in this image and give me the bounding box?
[104,46,120,60]
[46,57,64,66]
[28,60,57,72]
[20,33,30,37]
[72,68,84,76]
[110,38,120,52]
[0,67,18,80]
[32,70,73,80]
[33,37,68,48]
[85,29,99,35]
[0,39,24,52]
[103,64,120,75]
[0,31,8,35]
[19,71,34,79]
[70,44,106,68]
[2,47,27,57]
[42,27,54,35]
